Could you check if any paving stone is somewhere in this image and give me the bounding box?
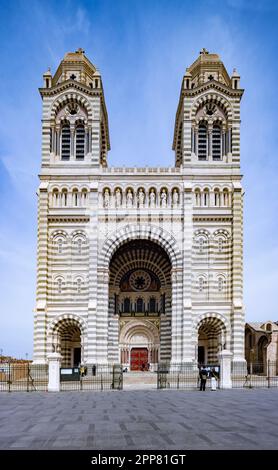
[1,389,278,449]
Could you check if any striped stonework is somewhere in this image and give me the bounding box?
[34,49,245,370]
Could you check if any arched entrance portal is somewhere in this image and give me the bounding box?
[52,319,82,367]
[197,316,227,365]
[109,239,172,369]
[119,319,160,371]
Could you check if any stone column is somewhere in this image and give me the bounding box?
[182,182,194,363]
[47,353,62,392]
[33,182,49,364]
[218,350,233,389]
[86,182,99,364]
[231,182,245,366]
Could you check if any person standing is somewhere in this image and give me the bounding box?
[199,367,208,391]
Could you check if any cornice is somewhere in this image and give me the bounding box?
[183,80,244,98]
[193,216,232,222]
[48,216,90,223]
[39,79,101,98]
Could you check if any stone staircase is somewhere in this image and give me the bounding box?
[123,372,158,390]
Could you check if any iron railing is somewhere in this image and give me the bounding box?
[60,364,123,391]
[0,363,48,392]
[232,361,278,388]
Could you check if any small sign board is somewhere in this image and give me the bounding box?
[60,367,80,381]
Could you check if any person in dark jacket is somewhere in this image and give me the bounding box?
[199,367,208,391]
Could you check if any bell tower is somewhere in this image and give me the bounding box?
[173,49,245,367]
[39,48,110,167]
[173,48,243,167]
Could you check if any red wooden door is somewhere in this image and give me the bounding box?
[130,348,148,371]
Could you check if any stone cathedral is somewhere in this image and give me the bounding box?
[33,48,245,372]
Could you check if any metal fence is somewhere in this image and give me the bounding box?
[157,363,219,390]
[0,363,48,392]
[60,364,123,391]
[232,361,278,388]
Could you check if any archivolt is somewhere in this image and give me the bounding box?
[49,92,93,120]
[190,93,233,121]
[99,224,182,270]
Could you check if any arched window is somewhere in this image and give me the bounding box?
[218,238,224,253]
[55,277,64,294]
[199,239,204,253]
[61,124,70,160]
[76,278,82,294]
[218,277,224,292]
[75,124,85,160]
[212,125,221,160]
[81,188,88,206]
[58,239,63,254]
[198,277,205,292]
[52,189,59,207]
[149,297,156,313]
[61,189,68,206]
[198,124,207,160]
[72,189,79,207]
[195,189,201,206]
[203,189,209,206]
[214,189,220,206]
[136,298,143,313]
[124,298,130,313]
[266,323,272,332]
[77,239,82,255]
[223,189,229,206]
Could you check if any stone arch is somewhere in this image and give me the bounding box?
[194,312,231,364]
[99,224,182,270]
[194,312,230,334]
[50,92,93,120]
[47,313,87,336]
[119,319,160,368]
[119,319,160,345]
[47,314,88,366]
[191,93,233,121]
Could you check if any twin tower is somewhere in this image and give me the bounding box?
[33,48,245,374]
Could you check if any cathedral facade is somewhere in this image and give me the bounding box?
[33,48,245,371]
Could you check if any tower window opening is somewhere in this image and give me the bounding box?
[234,80,238,89]
[198,124,207,160]
[61,125,70,160]
[212,125,221,160]
[75,125,85,160]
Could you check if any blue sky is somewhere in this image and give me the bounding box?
[0,0,278,358]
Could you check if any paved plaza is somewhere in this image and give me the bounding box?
[0,389,278,450]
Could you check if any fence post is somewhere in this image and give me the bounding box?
[218,350,233,389]
[8,362,11,393]
[267,360,270,388]
[27,363,30,392]
[47,353,62,392]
